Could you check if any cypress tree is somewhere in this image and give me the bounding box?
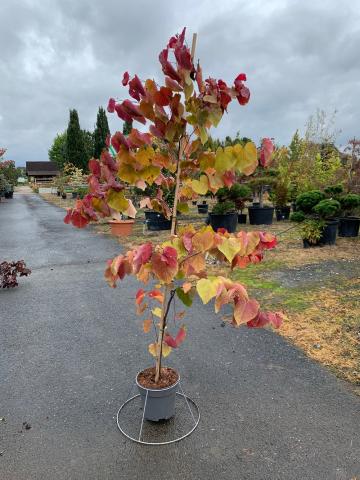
[123,120,133,136]
[93,107,110,159]
[66,109,87,171]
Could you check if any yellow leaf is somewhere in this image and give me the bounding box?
[135,146,155,167]
[198,126,208,144]
[143,318,152,333]
[191,175,209,195]
[215,146,236,173]
[177,202,189,214]
[208,106,223,127]
[148,342,172,358]
[218,237,242,263]
[106,189,129,212]
[237,141,258,175]
[196,277,221,305]
[152,307,163,318]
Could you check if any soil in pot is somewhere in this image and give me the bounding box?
[248,206,274,225]
[197,204,208,214]
[275,206,290,221]
[136,367,180,422]
[209,212,238,233]
[109,219,134,236]
[338,217,360,237]
[238,213,247,224]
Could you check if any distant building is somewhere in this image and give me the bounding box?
[26,162,59,182]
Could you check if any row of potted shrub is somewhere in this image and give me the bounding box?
[290,186,360,246]
[0,174,14,200]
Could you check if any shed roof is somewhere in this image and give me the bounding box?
[26,161,59,176]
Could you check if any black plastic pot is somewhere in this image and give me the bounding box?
[320,220,338,245]
[209,212,238,233]
[61,193,67,199]
[72,191,78,199]
[338,217,360,237]
[145,210,171,231]
[192,200,197,205]
[202,200,207,205]
[136,371,180,422]
[248,206,274,225]
[238,213,247,224]
[252,201,260,207]
[57,191,61,196]
[197,204,209,214]
[275,206,291,221]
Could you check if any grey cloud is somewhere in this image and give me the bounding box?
[0,0,359,165]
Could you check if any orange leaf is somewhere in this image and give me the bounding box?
[182,282,192,293]
[143,318,152,333]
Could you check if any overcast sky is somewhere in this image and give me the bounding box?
[1,0,359,166]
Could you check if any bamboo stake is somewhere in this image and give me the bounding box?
[170,33,197,237]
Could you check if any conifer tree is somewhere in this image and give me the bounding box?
[93,107,110,159]
[66,109,87,171]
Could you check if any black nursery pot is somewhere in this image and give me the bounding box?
[275,206,291,221]
[197,204,209,214]
[209,212,238,233]
[248,206,274,225]
[72,191,78,199]
[61,193,67,199]
[57,191,61,196]
[145,210,171,231]
[238,213,247,224]
[320,220,338,245]
[338,217,360,237]
[192,200,197,205]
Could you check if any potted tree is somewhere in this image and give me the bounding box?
[291,190,341,247]
[248,146,277,225]
[63,29,284,422]
[209,200,238,233]
[216,184,252,224]
[338,193,360,237]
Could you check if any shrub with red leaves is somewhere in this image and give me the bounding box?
[0,260,31,288]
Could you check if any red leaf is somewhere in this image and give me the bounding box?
[174,44,193,71]
[133,242,153,274]
[122,71,130,86]
[135,288,145,305]
[70,210,89,228]
[159,48,181,82]
[129,75,145,101]
[161,246,178,268]
[164,333,177,348]
[107,98,116,113]
[164,326,187,348]
[154,87,172,107]
[128,129,152,148]
[122,100,146,125]
[114,103,133,122]
[89,158,101,176]
[148,289,164,303]
[260,138,274,167]
[64,209,72,224]
[111,131,129,151]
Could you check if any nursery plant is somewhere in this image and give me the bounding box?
[338,193,360,237]
[0,261,31,288]
[63,29,284,418]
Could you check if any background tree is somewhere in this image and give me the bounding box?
[66,109,88,171]
[49,132,67,169]
[82,130,94,165]
[93,107,110,159]
[122,120,132,136]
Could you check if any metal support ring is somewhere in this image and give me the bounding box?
[116,392,200,445]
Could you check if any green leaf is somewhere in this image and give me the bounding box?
[176,287,193,307]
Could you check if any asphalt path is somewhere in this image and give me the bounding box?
[0,192,359,479]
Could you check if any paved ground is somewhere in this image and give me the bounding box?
[0,192,359,480]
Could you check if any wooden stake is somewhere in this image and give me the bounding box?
[170,32,197,237]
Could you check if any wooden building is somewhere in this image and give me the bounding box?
[26,162,59,182]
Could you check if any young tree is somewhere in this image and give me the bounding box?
[93,107,110,159]
[82,130,95,167]
[66,109,87,171]
[49,132,68,169]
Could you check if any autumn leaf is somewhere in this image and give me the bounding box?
[218,237,242,263]
[106,189,129,212]
[143,318,152,333]
[176,287,193,307]
[182,282,192,293]
[148,342,172,358]
[196,277,221,304]
[191,175,209,195]
[152,307,163,318]
[148,289,164,303]
[233,299,259,326]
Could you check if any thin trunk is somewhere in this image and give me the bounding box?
[155,285,170,383]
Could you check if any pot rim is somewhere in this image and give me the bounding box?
[109,219,135,224]
[248,205,275,210]
[136,368,180,392]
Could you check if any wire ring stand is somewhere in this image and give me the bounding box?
[116,381,200,445]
